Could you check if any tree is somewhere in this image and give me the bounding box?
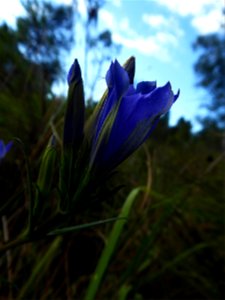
[17,0,74,103]
[18,0,73,76]
[193,31,225,128]
[0,23,44,143]
[0,0,74,144]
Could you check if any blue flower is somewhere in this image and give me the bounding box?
[0,140,13,160]
[91,59,179,171]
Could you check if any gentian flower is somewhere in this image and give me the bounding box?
[0,140,13,160]
[90,59,179,172]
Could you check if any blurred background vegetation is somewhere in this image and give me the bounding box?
[0,0,224,299]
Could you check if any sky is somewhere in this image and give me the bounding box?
[0,0,224,131]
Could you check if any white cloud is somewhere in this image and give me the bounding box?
[118,17,138,37]
[110,0,122,7]
[119,17,130,31]
[155,0,220,16]
[99,9,181,62]
[0,0,25,27]
[113,32,173,62]
[191,7,224,34]
[143,14,167,27]
[99,9,115,28]
[154,0,224,34]
[155,32,178,46]
[142,14,184,37]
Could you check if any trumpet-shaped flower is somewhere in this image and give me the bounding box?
[91,59,179,171]
[0,140,13,160]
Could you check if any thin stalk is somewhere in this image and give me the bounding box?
[13,138,34,234]
[2,215,13,300]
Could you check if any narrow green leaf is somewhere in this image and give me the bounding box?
[36,142,57,197]
[18,237,62,299]
[118,284,132,300]
[47,217,125,236]
[84,187,144,300]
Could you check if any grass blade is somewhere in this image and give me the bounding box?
[18,237,62,299]
[84,187,144,300]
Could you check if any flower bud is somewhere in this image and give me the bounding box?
[36,136,57,198]
[123,56,135,84]
[63,59,85,151]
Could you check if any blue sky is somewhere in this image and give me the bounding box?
[0,0,224,131]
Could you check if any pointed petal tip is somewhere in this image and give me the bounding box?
[67,58,81,85]
[165,82,180,102]
[175,89,180,101]
[106,58,129,92]
[165,81,172,89]
[125,56,135,66]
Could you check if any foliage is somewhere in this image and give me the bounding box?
[0,0,73,146]
[0,23,45,144]
[193,31,225,127]
[0,110,223,299]
[17,0,73,83]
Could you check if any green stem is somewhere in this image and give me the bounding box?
[13,138,34,234]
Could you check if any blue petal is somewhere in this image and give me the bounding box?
[174,89,180,102]
[126,85,136,96]
[112,82,175,135]
[0,140,6,159]
[136,81,156,94]
[0,140,12,159]
[94,60,130,141]
[142,82,175,115]
[97,92,142,161]
[106,60,130,95]
[104,117,161,170]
